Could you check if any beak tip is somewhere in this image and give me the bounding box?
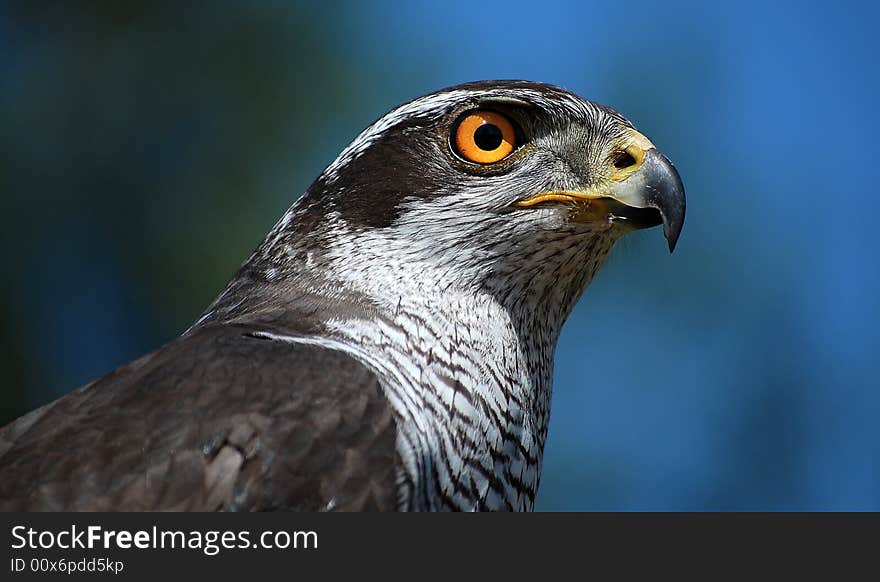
[664,219,683,253]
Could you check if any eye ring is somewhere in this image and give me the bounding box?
[453,111,516,164]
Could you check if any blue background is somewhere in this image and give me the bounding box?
[2,1,877,509]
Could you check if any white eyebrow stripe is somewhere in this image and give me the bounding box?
[320,89,472,183]
[318,85,606,184]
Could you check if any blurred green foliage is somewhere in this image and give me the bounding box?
[1,2,379,421]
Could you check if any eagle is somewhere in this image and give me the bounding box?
[0,80,684,511]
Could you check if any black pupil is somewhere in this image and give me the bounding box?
[473,123,503,151]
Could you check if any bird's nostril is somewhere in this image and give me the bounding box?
[612,149,638,170]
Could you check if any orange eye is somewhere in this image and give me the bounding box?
[453,111,516,164]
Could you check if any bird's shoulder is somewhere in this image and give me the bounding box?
[0,323,400,511]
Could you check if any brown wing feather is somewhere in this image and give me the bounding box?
[0,324,400,511]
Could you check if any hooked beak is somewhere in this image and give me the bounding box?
[514,141,686,252]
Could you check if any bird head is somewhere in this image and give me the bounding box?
[311,79,683,243]
[245,81,685,327]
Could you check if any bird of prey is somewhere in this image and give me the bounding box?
[0,80,685,511]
